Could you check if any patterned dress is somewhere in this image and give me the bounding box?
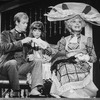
[50,34,98,98]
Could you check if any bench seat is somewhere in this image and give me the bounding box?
[0,74,30,98]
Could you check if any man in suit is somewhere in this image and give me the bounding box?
[0,12,33,97]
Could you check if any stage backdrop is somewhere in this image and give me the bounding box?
[1,0,92,44]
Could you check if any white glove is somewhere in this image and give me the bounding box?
[75,53,90,61]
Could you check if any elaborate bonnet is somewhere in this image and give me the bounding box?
[45,2,100,37]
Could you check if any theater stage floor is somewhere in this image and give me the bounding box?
[0,98,100,100]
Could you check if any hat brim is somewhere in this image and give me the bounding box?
[45,2,100,26]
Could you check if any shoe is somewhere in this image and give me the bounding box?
[12,91,21,98]
[50,93,61,98]
[29,87,41,96]
[29,94,41,98]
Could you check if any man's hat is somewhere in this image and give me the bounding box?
[45,2,100,26]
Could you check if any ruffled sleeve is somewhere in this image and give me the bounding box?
[86,37,97,63]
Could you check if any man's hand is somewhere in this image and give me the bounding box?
[21,37,32,44]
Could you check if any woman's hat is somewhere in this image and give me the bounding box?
[44,2,100,26]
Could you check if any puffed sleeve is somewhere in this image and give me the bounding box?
[86,37,97,63]
[57,36,66,51]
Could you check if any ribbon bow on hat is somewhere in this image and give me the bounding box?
[44,2,100,26]
[45,2,100,38]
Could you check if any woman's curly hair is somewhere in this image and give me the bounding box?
[64,15,86,34]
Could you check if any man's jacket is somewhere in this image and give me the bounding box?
[0,29,26,68]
